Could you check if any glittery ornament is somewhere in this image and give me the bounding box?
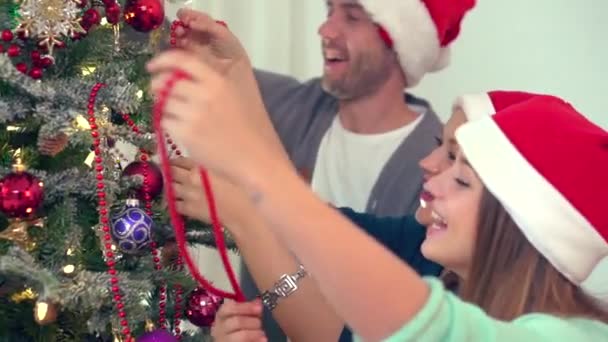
[111,199,153,254]
[185,287,224,327]
[123,0,164,33]
[0,160,44,219]
[16,0,87,55]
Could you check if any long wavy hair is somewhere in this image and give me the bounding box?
[448,188,608,322]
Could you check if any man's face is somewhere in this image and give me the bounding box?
[319,0,397,100]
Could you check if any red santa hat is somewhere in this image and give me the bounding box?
[456,95,608,296]
[454,91,541,120]
[359,0,475,87]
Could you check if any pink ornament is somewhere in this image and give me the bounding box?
[185,287,224,327]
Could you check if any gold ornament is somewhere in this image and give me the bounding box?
[148,26,163,53]
[113,331,125,342]
[34,300,59,325]
[16,0,87,55]
[145,318,155,332]
[0,218,43,251]
[113,24,121,53]
[10,287,38,303]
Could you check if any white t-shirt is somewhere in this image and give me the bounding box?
[311,112,424,211]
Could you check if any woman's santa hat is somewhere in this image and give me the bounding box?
[359,0,475,87]
[454,91,541,120]
[456,95,608,298]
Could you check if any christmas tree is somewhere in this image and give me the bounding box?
[0,0,234,340]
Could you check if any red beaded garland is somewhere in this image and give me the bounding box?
[161,20,244,302]
[117,111,174,330]
[88,83,133,341]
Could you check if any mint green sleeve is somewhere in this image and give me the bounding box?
[356,277,607,342]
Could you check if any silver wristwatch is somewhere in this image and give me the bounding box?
[260,265,307,311]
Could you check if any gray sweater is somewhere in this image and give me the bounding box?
[240,70,443,341]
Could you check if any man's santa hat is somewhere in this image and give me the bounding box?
[456,95,608,298]
[359,0,475,87]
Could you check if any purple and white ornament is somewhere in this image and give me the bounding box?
[110,199,153,254]
[137,329,176,342]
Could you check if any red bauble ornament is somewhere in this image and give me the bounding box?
[40,57,54,69]
[123,0,164,33]
[29,67,43,79]
[121,161,163,200]
[82,8,102,31]
[1,29,13,42]
[106,3,122,24]
[15,63,27,74]
[0,168,44,219]
[7,44,20,57]
[185,287,224,327]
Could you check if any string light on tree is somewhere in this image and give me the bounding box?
[34,300,59,325]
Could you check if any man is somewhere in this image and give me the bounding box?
[174,0,474,340]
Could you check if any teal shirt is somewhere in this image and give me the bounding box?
[354,278,608,341]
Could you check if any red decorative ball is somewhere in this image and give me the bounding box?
[7,44,20,57]
[123,0,164,33]
[82,8,102,31]
[40,57,54,68]
[185,288,224,327]
[121,161,163,200]
[1,29,13,42]
[29,67,43,79]
[0,171,44,218]
[30,51,41,61]
[106,3,122,24]
[15,63,27,74]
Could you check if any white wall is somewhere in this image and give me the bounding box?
[189,0,607,128]
[412,0,608,128]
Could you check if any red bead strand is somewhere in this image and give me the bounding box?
[153,20,245,301]
[88,83,133,341]
[118,112,172,329]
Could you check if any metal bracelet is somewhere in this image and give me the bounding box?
[260,264,307,311]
